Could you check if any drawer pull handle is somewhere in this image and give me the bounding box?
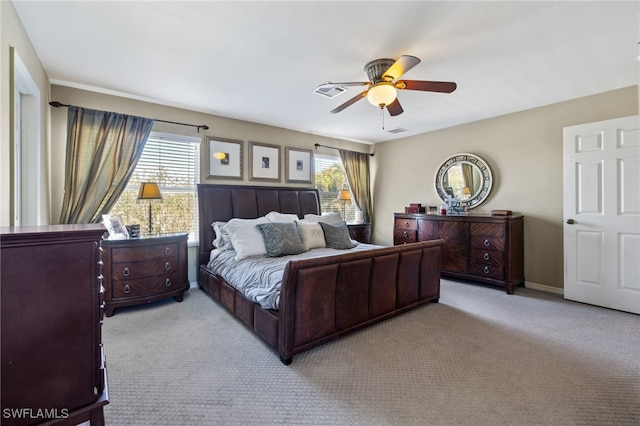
[484,239,490,247]
[165,262,171,271]
[483,266,490,274]
[123,284,131,294]
[164,247,171,256]
[122,267,130,277]
[483,253,490,261]
[403,231,408,238]
[165,278,172,287]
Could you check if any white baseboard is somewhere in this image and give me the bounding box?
[524,281,564,295]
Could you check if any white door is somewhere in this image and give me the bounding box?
[563,115,640,314]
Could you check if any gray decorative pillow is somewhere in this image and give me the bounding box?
[256,222,306,257]
[319,222,356,250]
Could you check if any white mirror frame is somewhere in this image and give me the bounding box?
[434,153,493,209]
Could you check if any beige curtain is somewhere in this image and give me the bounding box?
[59,106,154,224]
[338,149,373,224]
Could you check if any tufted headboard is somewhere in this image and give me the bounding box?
[197,184,321,264]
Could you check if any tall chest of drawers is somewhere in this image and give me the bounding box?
[1,224,108,425]
[102,233,189,316]
[394,213,524,294]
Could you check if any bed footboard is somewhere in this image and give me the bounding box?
[278,239,444,364]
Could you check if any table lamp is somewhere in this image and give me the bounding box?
[137,182,162,235]
[336,188,351,221]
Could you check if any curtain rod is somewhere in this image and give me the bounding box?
[314,143,374,157]
[49,101,210,133]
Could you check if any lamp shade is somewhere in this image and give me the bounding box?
[137,182,162,201]
[336,189,351,202]
[367,82,397,107]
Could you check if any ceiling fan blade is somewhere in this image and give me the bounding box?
[317,81,369,89]
[330,91,367,114]
[386,98,404,116]
[382,55,421,81]
[396,80,457,93]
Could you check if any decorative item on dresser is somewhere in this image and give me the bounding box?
[102,232,189,316]
[347,222,371,244]
[394,213,524,294]
[1,224,109,426]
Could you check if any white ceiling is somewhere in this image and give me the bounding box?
[12,1,640,144]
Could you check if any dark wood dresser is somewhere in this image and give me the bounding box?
[102,233,189,316]
[394,213,524,293]
[0,224,108,425]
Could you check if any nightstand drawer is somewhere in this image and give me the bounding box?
[111,243,178,262]
[111,258,177,280]
[112,273,179,298]
[347,223,371,244]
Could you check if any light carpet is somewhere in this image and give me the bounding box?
[102,279,640,425]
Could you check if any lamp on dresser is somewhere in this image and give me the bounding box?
[336,188,351,221]
[138,182,162,236]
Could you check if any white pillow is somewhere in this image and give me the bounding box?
[296,221,326,251]
[211,221,233,250]
[265,211,299,222]
[304,212,343,224]
[224,217,269,260]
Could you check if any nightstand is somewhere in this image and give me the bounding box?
[347,223,371,244]
[102,233,190,316]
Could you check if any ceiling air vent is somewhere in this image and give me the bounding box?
[387,127,408,134]
[314,85,347,99]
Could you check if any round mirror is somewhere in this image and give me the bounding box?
[435,153,493,209]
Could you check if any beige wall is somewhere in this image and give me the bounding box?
[372,85,639,291]
[0,1,50,226]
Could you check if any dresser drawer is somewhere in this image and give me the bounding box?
[470,222,504,237]
[394,229,417,244]
[112,273,179,298]
[471,249,505,265]
[471,236,505,252]
[111,257,177,280]
[111,243,178,262]
[394,218,417,231]
[469,262,505,280]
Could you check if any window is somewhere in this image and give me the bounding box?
[109,132,200,241]
[314,154,355,222]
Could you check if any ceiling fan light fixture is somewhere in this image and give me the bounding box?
[367,82,397,108]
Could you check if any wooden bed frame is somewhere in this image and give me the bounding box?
[197,183,444,364]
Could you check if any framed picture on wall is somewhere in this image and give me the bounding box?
[285,147,313,184]
[249,141,280,182]
[207,137,243,180]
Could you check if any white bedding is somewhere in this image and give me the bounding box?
[207,243,380,310]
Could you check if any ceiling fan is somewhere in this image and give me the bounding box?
[317,55,457,116]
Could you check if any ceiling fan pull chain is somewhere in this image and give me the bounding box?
[381,107,385,130]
